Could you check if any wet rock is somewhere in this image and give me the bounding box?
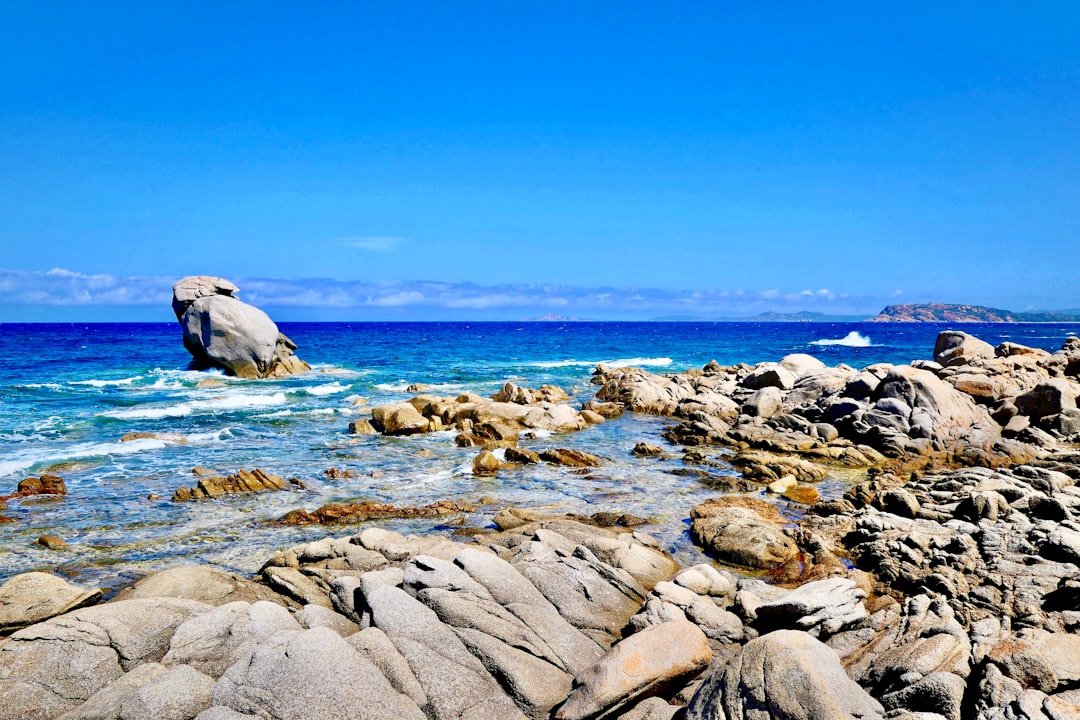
[0,572,102,634]
[1,474,67,501]
[348,418,377,435]
[474,450,502,476]
[172,276,308,379]
[36,534,66,549]
[505,446,542,464]
[371,402,431,435]
[632,442,665,457]
[686,629,884,720]
[172,468,289,501]
[278,499,474,525]
[555,620,711,720]
[541,448,604,467]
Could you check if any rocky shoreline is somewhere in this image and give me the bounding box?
[2,329,1078,720]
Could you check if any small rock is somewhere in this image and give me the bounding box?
[36,534,66,550]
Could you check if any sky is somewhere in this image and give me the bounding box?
[1,2,1077,321]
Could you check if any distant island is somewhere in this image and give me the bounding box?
[647,304,1080,323]
[869,303,1080,323]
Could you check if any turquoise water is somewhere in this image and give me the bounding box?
[0,321,1075,588]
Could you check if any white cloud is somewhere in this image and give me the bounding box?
[0,267,889,318]
[340,237,406,251]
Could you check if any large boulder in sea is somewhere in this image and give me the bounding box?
[171,276,309,379]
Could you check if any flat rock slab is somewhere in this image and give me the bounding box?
[0,572,102,634]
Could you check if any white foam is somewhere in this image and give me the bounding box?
[100,391,288,420]
[810,331,875,348]
[529,357,673,369]
[69,376,142,387]
[298,382,348,396]
[0,435,193,479]
[20,383,63,390]
[374,381,410,392]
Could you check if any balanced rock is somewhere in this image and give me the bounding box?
[171,276,309,379]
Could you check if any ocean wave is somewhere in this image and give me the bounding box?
[295,382,348,396]
[69,376,142,387]
[809,331,876,348]
[18,382,64,391]
[0,432,221,479]
[99,391,288,420]
[528,357,673,369]
[374,381,410,392]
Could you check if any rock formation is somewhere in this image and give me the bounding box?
[171,276,309,379]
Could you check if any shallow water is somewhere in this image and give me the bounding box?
[0,321,1075,588]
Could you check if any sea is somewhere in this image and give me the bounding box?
[1,321,1076,591]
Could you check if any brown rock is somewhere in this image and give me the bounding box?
[36,535,66,550]
[473,450,502,477]
[690,496,798,570]
[540,448,604,467]
[505,447,542,464]
[783,485,821,504]
[172,468,288,501]
[278,500,475,525]
[347,419,377,435]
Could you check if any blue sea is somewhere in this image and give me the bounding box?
[1,321,1076,589]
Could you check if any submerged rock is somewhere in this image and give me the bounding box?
[172,469,295,501]
[171,276,309,379]
[278,500,475,525]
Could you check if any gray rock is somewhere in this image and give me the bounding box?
[162,600,301,678]
[512,542,643,642]
[347,627,429,709]
[363,583,527,720]
[754,577,868,637]
[294,603,359,637]
[743,364,796,391]
[0,572,102,634]
[0,598,208,720]
[779,354,827,377]
[114,566,285,607]
[58,663,215,720]
[194,709,259,720]
[172,276,307,379]
[1015,379,1079,419]
[259,566,332,608]
[454,547,604,674]
[212,627,426,720]
[879,671,967,720]
[555,619,711,720]
[685,629,884,720]
[455,626,574,718]
[743,386,783,419]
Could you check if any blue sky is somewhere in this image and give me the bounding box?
[1,2,1077,320]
